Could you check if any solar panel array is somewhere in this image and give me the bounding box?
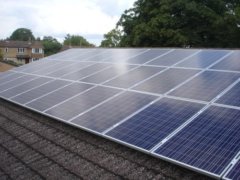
[1,48,240,179]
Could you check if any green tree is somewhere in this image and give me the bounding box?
[42,36,62,56]
[9,28,35,41]
[100,29,122,47]
[118,0,240,48]
[63,34,94,47]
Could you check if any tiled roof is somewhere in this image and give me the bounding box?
[0,99,211,180]
[0,40,43,48]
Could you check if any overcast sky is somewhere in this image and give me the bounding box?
[0,0,135,46]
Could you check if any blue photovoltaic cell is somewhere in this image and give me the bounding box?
[155,106,240,176]
[45,86,121,120]
[133,68,199,94]
[225,160,240,180]
[169,71,240,101]
[127,49,170,64]
[107,98,204,150]
[210,51,240,72]
[69,49,104,61]
[71,91,157,133]
[47,62,94,77]
[175,50,230,68]
[26,83,93,112]
[104,66,165,88]
[216,82,240,107]
[147,49,198,66]
[0,75,37,92]
[81,64,136,84]
[0,77,52,98]
[11,80,71,104]
[61,63,110,80]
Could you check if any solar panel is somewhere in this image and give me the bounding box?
[224,160,240,180]
[45,86,121,120]
[154,106,240,177]
[71,91,157,133]
[104,66,165,88]
[210,51,240,72]
[147,49,199,66]
[26,82,93,112]
[106,98,204,150]
[127,49,170,64]
[0,75,37,92]
[61,63,110,81]
[169,71,240,101]
[175,50,230,68]
[46,62,95,77]
[0,77,52,98]
[1,48,240,180]
[81,64,137,84]
[11,80,71,104]
[215,82,240,107]
[132,68,200,94]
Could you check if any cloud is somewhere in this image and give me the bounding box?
[0,0,135,45]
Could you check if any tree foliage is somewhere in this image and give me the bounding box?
[100,29,122,47]
[63,34,94,47]
[42,36,62,56]
[9,28,35,41]
[118,0,240,47]
[0,49,3,61]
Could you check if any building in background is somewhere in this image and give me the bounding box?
[0,40,44,64]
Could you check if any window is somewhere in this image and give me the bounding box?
[18,48,24,53]
[5,48,8,53]
[32,48,43,54]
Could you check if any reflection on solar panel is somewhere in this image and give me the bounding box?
[169,71,240,101]
[0,48,240,180]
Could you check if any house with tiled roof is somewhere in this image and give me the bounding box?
[0,40,44,65]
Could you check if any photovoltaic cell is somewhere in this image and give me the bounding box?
[175,50,230,68]
[104,66,165,88]
[0,77,52,98]
[45,86,121,120]
[71,91,157,133]
[210,51,240,72]
[61,63,111,80]
[26,83,93,112]
[225,160,240,180]
[47,62,94,77]
[169,71,240,101]
[81,64,137,84]
[107,98,204,150]
[127,49,170,64]
[216,82,240,107]
[147,49,198,66]
[133,68,199,94]
[11,80,71,104]
[155,106,240,176]
[0,75,37,92]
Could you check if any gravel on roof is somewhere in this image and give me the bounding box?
[0,99,212,180]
